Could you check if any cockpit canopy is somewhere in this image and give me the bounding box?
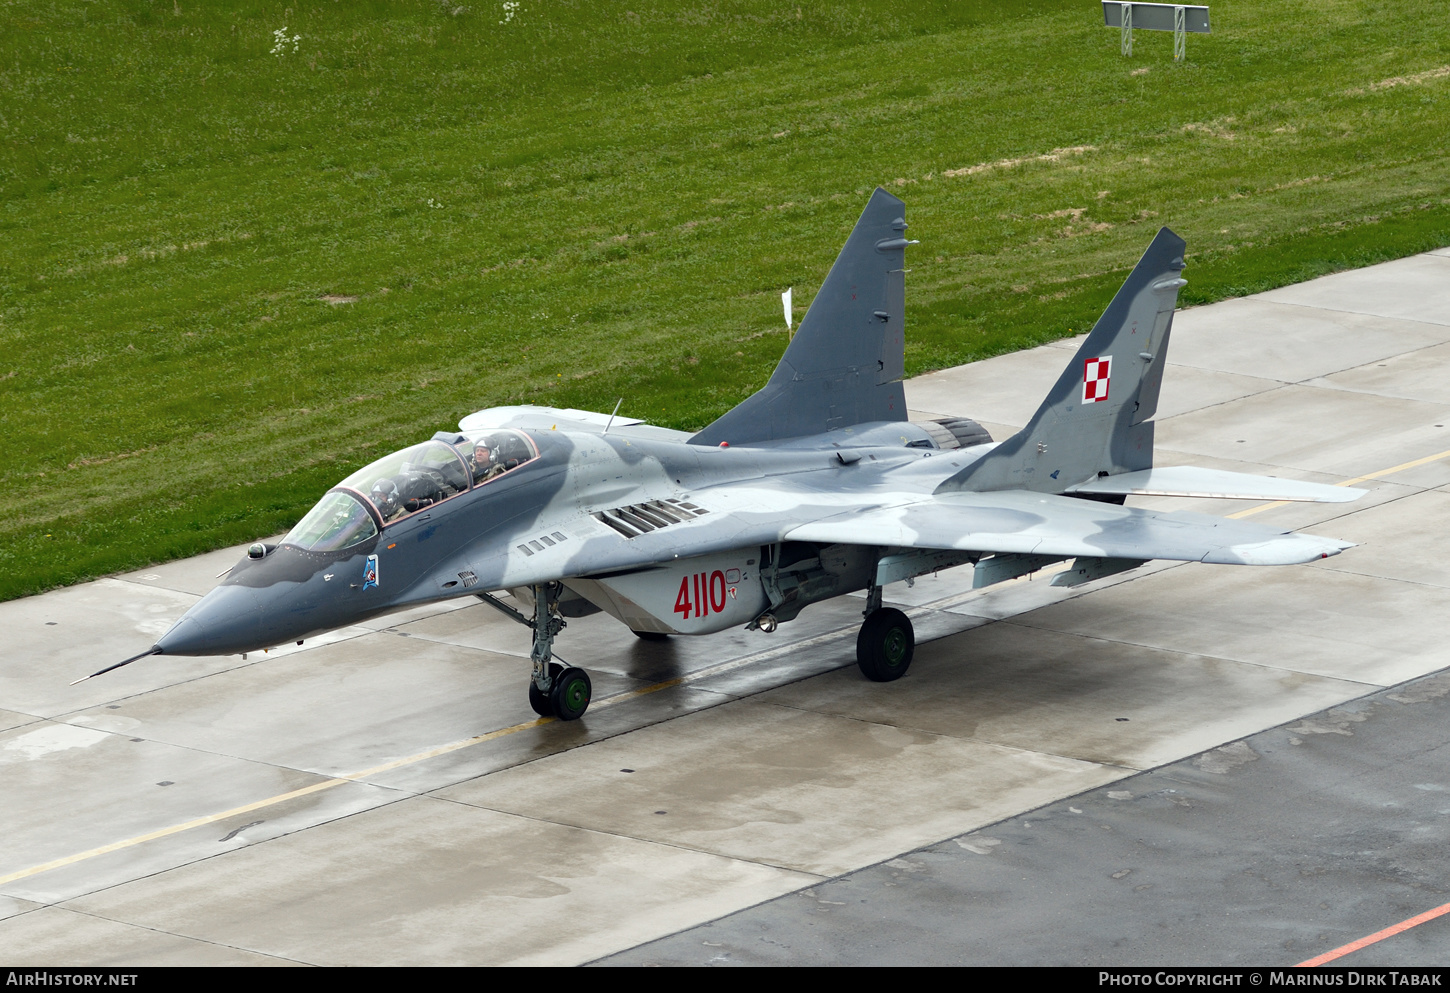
[462,430,536,486]
[280,430,538,551]
[283,491,379,553]
[343,439,471,524]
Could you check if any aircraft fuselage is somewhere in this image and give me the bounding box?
[154,419,971,657]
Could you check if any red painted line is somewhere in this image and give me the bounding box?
[1298,900,1450,966]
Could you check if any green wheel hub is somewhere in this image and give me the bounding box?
[559,675,589,711]
[550,666,592,721]
[882,627,909,667]
[856,607,915,683]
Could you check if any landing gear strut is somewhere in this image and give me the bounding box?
[476,584,592,721]
[857,586,914,682]
[527,582,591,720]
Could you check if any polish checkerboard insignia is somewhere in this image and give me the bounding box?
[1083,356,1112,403]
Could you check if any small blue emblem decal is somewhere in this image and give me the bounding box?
[1050,469,1061,480]
[362,554,379,590]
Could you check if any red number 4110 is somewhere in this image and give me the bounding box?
[674,570,730,619]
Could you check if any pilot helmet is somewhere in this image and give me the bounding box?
[370,478,400,512]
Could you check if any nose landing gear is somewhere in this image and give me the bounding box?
[857,586,914,682]
[478,583,593,721]
[526,582,592,720]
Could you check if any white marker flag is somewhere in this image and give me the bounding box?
[782,286,793,330]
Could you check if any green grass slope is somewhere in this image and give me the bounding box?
[2,0,1448,600]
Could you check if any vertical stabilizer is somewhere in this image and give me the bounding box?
[691,188,913,446]
[937,227,1187,494]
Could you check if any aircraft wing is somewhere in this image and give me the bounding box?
[447,477,1349,603]
[782,488,1351,566]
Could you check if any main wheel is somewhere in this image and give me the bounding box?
[856,608,914,682]
[528,662,563,717]
[550,666,593,721]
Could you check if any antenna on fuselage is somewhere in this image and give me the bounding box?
[602,397,623,435]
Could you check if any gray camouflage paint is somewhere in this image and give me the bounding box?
[149,192,1353,659]
[941,227,1185,495]
[691,187,911,446]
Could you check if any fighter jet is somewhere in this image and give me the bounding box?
[84,188,1363,720]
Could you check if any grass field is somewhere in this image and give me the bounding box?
[2,0,1449,601]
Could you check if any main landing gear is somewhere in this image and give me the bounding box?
[476,583,592,721]
[856,585,914,682]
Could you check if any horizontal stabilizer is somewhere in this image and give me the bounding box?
[783,489,1353,566]
[1067,466,1366,503]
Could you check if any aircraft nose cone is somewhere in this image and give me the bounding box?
[155,584,267,656]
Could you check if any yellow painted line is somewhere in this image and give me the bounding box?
[0,777,348,887]
[1226,500,1290,520]
[1335,446,1450,487]
[0,621,886,888]
[13,569,1072,885]
[1228,447,1450,519]
[0,715,558,887]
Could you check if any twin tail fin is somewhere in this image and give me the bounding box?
[938,227,1188,495]
[691,187,914,446]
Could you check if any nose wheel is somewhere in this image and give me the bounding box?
[529,663,593,719]
[549,666,592,720]
[857,604,914,682]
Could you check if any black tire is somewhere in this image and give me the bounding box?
[856,608,914,682]
[632,630,670,641]
[550,666,592,721]
[528,662,562,717]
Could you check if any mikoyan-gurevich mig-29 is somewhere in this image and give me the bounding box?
[85,188,1364,720]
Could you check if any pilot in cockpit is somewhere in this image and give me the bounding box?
[370,478,403,521]
[471,439,505,484]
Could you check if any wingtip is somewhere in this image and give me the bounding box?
[1203,534,1354,566]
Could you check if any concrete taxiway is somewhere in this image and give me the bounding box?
[3,247,1450,965]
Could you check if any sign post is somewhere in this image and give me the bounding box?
[1102,3,1211,62]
